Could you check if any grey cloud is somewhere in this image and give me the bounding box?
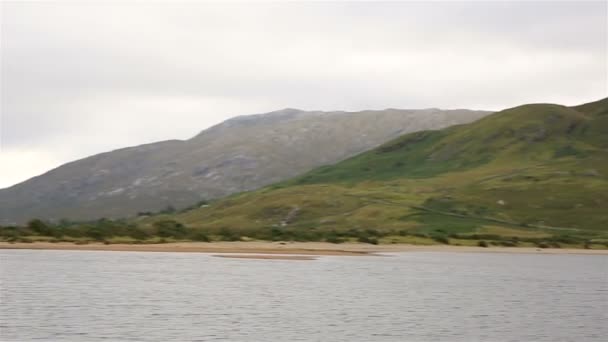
[1,1,606,188]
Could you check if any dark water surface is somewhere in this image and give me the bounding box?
[1,250,606,341]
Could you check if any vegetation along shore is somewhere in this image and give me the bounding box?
[1,241,608,256]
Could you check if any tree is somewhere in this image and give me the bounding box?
[27,219,54,236]
[154,220,187,238]
[218,228,242,241]
[190,230,211,242]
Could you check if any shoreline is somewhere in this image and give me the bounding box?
[1,241,607,256]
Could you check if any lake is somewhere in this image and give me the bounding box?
[1,250,606,341]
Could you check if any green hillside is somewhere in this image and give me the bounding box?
[4,98,606,248]
[164,98,608,247]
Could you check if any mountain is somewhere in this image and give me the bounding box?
[166,98,608,245]
[0,108,489,224]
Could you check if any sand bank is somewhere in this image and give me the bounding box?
[212,254,317,260]
[1,241,607,256]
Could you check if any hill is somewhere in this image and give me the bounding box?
[159,98,608,247]
[0,108,489,224]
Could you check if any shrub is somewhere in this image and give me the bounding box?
[324,230,346,244]
[432,235,450,244]
[291,228,323,242]
[358,236,379,245]
[126,226,150,240]
[84,226,107,241]
[269,227,283,240]
[536,242,550,248]
[398,230,409,236]
[154,220,188,238]
[364,229,381,237]
[457,234,502,241]
[190,231,211,242]
[553,235,582,244]
[27,219,54,236]
[499,240,518,247]
[554,145,584,158]
[218,228,241,241]
[61,226,85,238]
[326,236,345,244]
[413,233,430,238]
[0,226,20,239]
[478,240,488,247]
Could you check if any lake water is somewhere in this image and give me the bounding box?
[0,250,606,341]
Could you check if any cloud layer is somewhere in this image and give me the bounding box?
[1,1,606,188]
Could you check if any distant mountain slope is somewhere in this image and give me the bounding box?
[290,100,608,184]
[0,108,489,224]
[169,98,608,242]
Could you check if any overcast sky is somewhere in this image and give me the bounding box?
[1,1,606,189]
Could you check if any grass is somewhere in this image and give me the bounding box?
[154,99,608,246]
[4,99,607,248]
[379,235,438,245]
[474,226,551,238]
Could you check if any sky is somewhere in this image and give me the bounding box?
[1,1,606,189]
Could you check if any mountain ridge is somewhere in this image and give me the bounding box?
[0,107,490,224]
[159,98,607,245]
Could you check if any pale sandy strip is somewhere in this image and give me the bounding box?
[212,254,317,260]
[0,241,607,256]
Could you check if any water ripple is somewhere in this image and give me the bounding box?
[0,250,606,341]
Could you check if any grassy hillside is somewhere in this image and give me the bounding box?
[159,98,608,247]
[4,98,606,248]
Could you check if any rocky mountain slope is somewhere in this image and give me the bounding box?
[0,108,489,224]
[165,98,608,244]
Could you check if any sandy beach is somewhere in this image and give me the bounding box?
[1,241,607,256]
